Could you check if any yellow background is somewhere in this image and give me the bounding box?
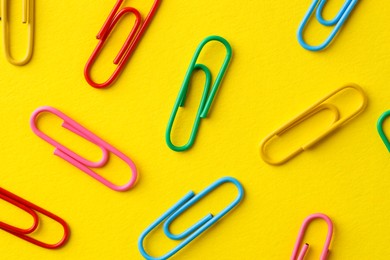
[1,0,390,259]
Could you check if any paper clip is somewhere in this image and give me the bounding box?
[138,176,244,260]
[0,0,34,65]
[84,0,161,88]
[291,213,333,260]
[0,187,69,249]
[298,0,358,51]
[260,84,367,165]
[165,35,232,152]
[377,111,390,151]
[30,106,138,192]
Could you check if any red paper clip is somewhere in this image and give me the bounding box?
[84,0,161,88]
[0,187,70,249]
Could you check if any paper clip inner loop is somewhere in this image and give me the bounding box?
[291,213,333,260]
[30,106,138,192]
[1,0,34,65]
[166,35,232,152]
[0,190,38,234]
[84,0,161,88]
[297,0,358,51]
[260,84,367,165]
[0,187,69,249]
[138,177,244,260]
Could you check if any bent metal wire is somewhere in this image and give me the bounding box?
[84,0,161,88]
[291,213,334,260]
[0,187,69,249]
[377,111,390,151]
[1,0,35,65]
[30,106,138,192]
[297,0,358,51]
[138,177,244,260]
[260,84,367,165]
[166,35,232,152]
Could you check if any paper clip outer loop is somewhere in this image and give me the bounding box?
[0,187,69,249]
[297,0,358,51]
[30,106,138,192]
[291,213,333,260]
[84,0,161,88]
[165,35,232,152]
[377,111,390,152]
[260,84,367,166]
[138,177,244,260]
[1,0,34,65]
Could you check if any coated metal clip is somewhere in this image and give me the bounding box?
[166,35,232,152]
[1,0,34,65]
[138,177,244,260]
[377,110,390,152]
[0,187,69,249]
[298,0,358,51]
[260,84,367,165]
[31,106,138,192]
[291,213,333,260]
[84,0,161,88]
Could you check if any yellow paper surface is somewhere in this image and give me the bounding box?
[1,0,390,259]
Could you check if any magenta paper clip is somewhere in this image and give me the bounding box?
[291,213,333,260]
[30,106,137,192]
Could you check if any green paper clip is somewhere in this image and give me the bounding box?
[165,35,232,152]
[377,111,390,151]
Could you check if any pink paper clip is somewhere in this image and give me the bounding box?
[30,106,138,192]
[291,213,333,260]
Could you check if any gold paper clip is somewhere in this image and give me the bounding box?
[1,0,34,65]
[260,84,367,165]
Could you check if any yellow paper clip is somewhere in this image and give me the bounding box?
[1,0,34,65]
[260,84,367,165]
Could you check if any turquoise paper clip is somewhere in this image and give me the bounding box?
[165,35,232,152]
[138,177,244,260]
[377,111,390,151]
[298,0,358,51]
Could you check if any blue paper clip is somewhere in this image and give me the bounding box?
[138,177,244,260]
[297,0,358,51]
[165,35,232,152]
